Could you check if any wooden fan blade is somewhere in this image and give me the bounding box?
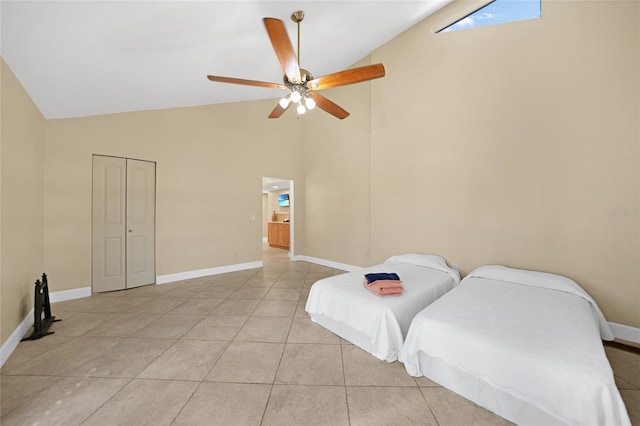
[268,96,291,119]
[307,64,385,91]
[268,104,288,119]
[207,75,286,90]
[308,92,350,120]
[263,18,301,83]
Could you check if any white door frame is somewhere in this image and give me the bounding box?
[288,180,295,257]
[263,177,294,257]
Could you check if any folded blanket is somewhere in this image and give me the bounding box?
[363,279,403,296]
[364,272,401,284]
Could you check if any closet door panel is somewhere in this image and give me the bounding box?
[126,159,156,288]
[92,156,127,292]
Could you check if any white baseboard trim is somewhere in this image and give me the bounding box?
[0,309,34,368]
[609,322,640,345]
[0,285,93,368]
[49,286,92,303]
[156,261,263,285]
[290,255,361,272]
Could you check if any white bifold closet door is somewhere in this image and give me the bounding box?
[92,155,156,293]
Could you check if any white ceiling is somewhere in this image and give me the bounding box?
[1,1,452,119]
[262,177,290,193]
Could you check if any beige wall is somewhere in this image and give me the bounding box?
[368,0,639,326]
[44,101,302,293]
[1,58,3,346]
[1,59,46,346]
[301,58,373,267]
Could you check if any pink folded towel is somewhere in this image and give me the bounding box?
[362,279,403,296]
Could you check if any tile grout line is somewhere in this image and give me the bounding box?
[78,377,135,425]
[195,291,252,382]
[339,339,352,425]
[168,379,205,425]
[0,374,62,419]
[420,386,441,426]
[258,258,292,425]
[152,260,282,424]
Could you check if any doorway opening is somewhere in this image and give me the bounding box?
[262,177,294,258]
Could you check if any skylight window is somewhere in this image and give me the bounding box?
[438,0,541,33]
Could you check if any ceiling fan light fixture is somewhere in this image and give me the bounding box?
[279,96,291,109]
[304,95,316,110]
[296,102,306,115]
[290,90,302,103]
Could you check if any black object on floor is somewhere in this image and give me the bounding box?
[21,273,61,341]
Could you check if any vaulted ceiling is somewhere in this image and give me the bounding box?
[1,1,452,119]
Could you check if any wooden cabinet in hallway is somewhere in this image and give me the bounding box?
[267,222,289,250]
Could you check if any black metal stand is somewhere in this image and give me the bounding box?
[21,273,61,341]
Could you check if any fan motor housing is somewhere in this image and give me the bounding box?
[283,68,313,87]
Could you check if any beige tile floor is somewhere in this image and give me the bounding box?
[1,245,638,425]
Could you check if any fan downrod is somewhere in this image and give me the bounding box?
[289,10,306,84]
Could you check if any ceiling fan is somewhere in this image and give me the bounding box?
[206,11,385,120]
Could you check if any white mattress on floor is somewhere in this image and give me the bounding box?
[306,255,459,362]
[400,265,630,426]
